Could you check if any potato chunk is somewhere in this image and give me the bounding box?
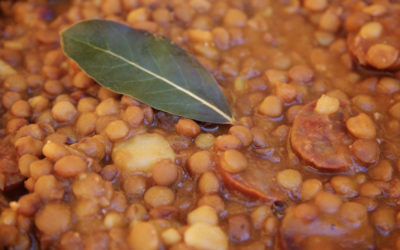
[184,222,228,250]
[314,95,339,115]
[112,133,175,173]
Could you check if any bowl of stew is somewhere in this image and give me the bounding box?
[0,0,399,249]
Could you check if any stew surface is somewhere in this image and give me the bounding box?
[1,0,400,249]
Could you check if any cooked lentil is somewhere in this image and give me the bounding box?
[1,0,400,249]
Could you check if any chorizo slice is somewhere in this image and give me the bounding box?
[290,101,354,171]
[217,154,287,202]
[346,5,400,70]
[280,203,374,250]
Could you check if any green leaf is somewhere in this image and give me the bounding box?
[61,20,233,124]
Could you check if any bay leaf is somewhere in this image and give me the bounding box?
[61,20,233,124]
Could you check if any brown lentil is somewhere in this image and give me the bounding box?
[144,186,175,207]
[188,151,213,175]
[176,118,201,138]
[2,1,400,249]
[34,203,72,235]
[220,149,248,174]
[54,155,87,178]
[151,159,178,186]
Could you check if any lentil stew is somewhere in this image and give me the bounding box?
[1,0,400,249]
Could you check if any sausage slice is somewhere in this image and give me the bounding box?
[280,204,374,250]
[346,6,400,70]
[217,154,286,202]
[290,101,354,171]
